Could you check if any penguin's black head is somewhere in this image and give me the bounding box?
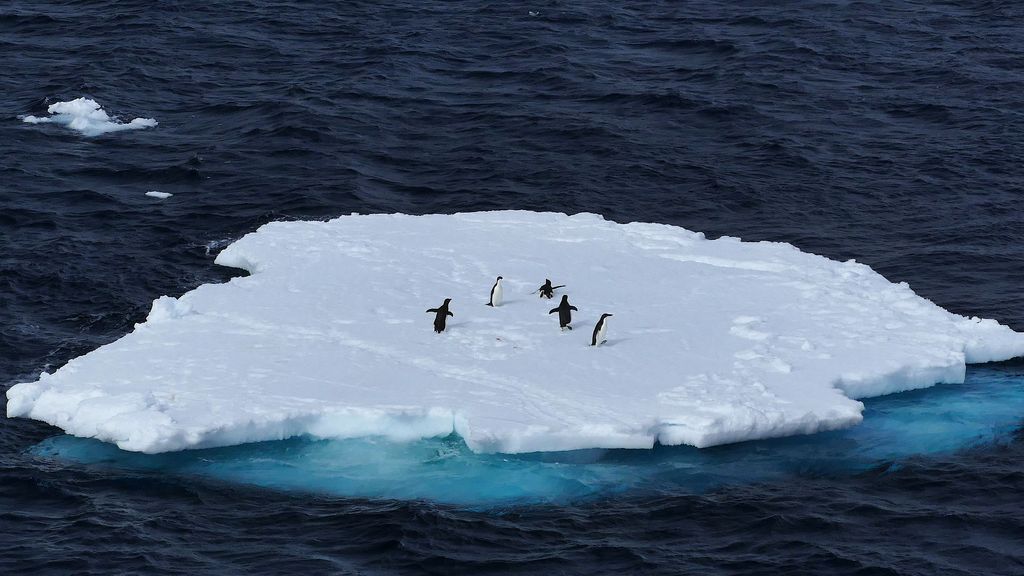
[497,276,503,280]
[601,313,613,319]
[444,298,452,304]
[560,294,569,302]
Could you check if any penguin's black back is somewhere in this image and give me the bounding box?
[488,277,501,306]
[591,315,607,345]
[428,299,452,332]
[552,295,576,328]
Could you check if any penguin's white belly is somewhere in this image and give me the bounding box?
[594,319,608,345]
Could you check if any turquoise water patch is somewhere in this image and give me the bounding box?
[29,367,1024,506]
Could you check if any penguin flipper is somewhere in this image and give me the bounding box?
[570,306,578,311]
[426,308,438,313]
[548,308,558,314]
[447,311,454,317]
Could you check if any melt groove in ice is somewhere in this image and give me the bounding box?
[7,211,1024,454]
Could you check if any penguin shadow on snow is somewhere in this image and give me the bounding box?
[591,337,627,347]
[493,297,526,306]
[485,276,544,308]
[483,297,526,307]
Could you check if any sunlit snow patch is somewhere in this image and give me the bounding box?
[30,368,1024,505]
[22,97,157,137]
[7,211,1024,455]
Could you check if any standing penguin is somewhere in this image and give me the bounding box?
[487,276,503,307]
[591,313,613,346]
[426,298,454,333]
[548,294,578,330]
[537,278,565,299]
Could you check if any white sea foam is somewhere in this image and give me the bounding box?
[145,191,173,199]
[7,211,1024,454]
[22,97,157,137]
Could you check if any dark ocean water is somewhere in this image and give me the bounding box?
[2,0,1024,573]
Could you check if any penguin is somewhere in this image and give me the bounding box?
[426,298,454,333]
[537,278,565,299]
[591,313,613,346]
[548,294,578,330]
[487,276,503,307]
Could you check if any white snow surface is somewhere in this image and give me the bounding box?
[22,97,157,137]
[145,191,173,199]
[7,211,1024,454]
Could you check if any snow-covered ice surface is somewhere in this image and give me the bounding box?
[7,211,1024,455]
[22,97,157,137]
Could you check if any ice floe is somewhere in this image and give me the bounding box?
[22,97,157,137]
[7,211,1024,454]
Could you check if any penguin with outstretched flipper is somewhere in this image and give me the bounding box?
[426,298,454,333]
[537,278,565,299]
[548,295,578,330]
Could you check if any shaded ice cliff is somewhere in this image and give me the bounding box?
[7,212,1024,454]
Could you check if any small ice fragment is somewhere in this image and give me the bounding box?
[146,191,173,199]
[22,97,157,137]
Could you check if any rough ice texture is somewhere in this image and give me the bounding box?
[22,97,157,137]
[7,212,1024,454]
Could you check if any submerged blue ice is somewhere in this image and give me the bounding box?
[30,367,1024,506]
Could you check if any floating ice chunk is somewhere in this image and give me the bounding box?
[22,97,157,137]
[146,191,173,199]
[7,211,1024,455]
